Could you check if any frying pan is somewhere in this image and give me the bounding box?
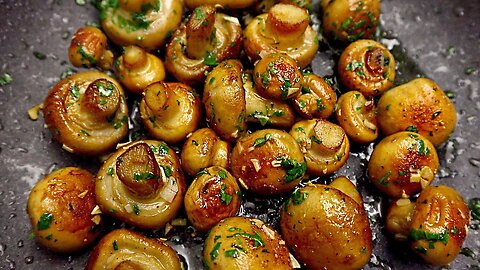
[0,0,478,269]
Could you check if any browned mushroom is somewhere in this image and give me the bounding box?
[68,26,113,70]
[165,5,243,85]
[244,3,318,67]
[98,0,183,51]
[43,71,129,156]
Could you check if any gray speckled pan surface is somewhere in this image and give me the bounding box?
[0,0,479,269]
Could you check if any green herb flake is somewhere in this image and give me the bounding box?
[469,198,480,220]
[360,246,367,253]
[410,228,450,245]
[253,133,272,148]
[218,170,227,179]
[291,189,308,205]
[77,46,97,65]
[431,111,441,119]
[161,165,173,177]
[132,204,140,215]
[278,157,307,183]
[70,84,80,99]
[37,212,54,230]
[33,51,47,60]
[209,77,216,85]
[195,169,210,177]
[220,184,233,205]
[210,242,222,261]
[406,125,418,132]
[310,135,322,144]
[203,51,218,66]
[80,129,90,136]
[445,90,456,99]
[112,240,119,250]
[0,73,13,86]
[378,171,392,186]
[415,246,427,254]
[225,249,238,258]
[133,171,159,181]
[228,231,265,247]
[464,67,477,75]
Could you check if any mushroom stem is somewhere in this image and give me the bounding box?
[144,82,170,114]
[115,142,163,197]
[186,5,217,59]
[266,4,309,43]
[312,120,345,153]
[122,45,148,69]
[80,79,120,120]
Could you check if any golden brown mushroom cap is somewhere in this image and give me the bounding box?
[244,4,318,67]
[98,0,183,51]
[377,78,457,146]
[95,140,186,229]
[115,45,166,94]
[280,182,372,270]
[320,0,380,43]
[184,166,241,232]
[68,26,113,70]
[165,6,243,85]
[368,132,439,198]
[86,228,182,270]
[27,167,101,253]
[140,82,202,144]
[43,71,129,156]
[292,73,337,119]
[338,39,395,96]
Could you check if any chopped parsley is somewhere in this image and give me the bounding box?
[278,157,307,183]
[253,133,272,148]
[291,189,308,205]
[220,184,232,205]
[203,51,218,66]
[0,73,13,86]
[378,171,392,186]
[112,240,118,250]
[210,242,222,261]
[37,212,54,230]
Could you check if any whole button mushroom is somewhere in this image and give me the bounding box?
[336,91,378,144]
[386,186,470,266]
[368,132,439,198]
[184,166,241,232]
[114,45,166,94]
[230,129,307,195]
[98,0,183,51]
[244,3,319,67]
[165,5,243,85]
[68,26,114,70]
[377,78,457,146]
[27,167,101,253]
[292,73,337,119]
[320,0,380,43]
[95,140,186,229]
[86,229,182,270]
[203,60,247,142]
[43,71,129,156]
[140,82,202,144]
[203,217,294,270]
[289,119,350,176]
[181,128,230,177]
[280,178,373,270]
[338,39,396,96]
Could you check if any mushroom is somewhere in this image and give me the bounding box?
[280,179,372,270]
[244,3,318,67]
[115,45,166,94]
[386,186,470,266]
[68,26,113,70]
[320,0,380,43]
[98,0,183,51]
[368,132,439,198]
[289,119,350,176]
[165,5,243,85]
[377,78,457,146]
[181,128,230,177]
[204,217,293,270]
[95,140,186,229]
[292,73,337,119]
[43,71,129,156]
[86,229,182,270]
[243,71,296,128]
[140,82,202,144]
[335,90,378,143]
[27,167,101,253]
[253,53,303,100]
[203,60,247,142]
[184,166,241,232]
[338,39,395,96]
[230,129,306,195]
